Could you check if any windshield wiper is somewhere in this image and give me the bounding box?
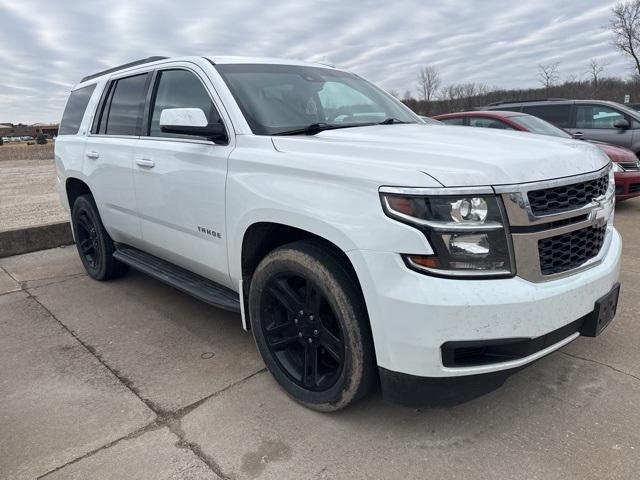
[273,123,370,136]
[378,117,409,125]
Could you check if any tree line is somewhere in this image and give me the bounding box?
[398,0,640,116]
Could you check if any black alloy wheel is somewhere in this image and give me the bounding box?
[260,273,345,392]
[71,194,128,281]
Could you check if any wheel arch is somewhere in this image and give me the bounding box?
[65,177,93,210]
[239,222,367,331]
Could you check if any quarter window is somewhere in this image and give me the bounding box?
[59,84,96,135]
[149,69,220,138]
[575,105,625,129]
[104,73,149,136]
[521,105,571,128]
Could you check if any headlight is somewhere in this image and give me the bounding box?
[381,191,514,278]
[611,162,624,173]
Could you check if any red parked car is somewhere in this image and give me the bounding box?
[433,110,640,201]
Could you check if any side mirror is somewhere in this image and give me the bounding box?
[613,118,630,130]
[572,132,584,140]
[159,108,227,143]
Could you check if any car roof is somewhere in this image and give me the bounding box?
[435,110,524,119]
[77,55,338,87]
[206,55,336,68]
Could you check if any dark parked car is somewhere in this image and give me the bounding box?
[434,110,640,201]
[484,99,640,157]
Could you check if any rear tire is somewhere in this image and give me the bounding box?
[71,194,128,281]
[248,240,376,411]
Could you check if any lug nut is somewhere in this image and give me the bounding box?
[294,318,298,325]
[298,332,303,337]
[313,329,319,336]
[307,338,313,344]
[299,310,304,315]
[309,315,314,321]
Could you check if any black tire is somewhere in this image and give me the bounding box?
[249,240,377,411]
[71,194,128,281]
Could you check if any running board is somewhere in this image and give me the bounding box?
[113,246,241,312]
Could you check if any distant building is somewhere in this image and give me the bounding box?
[0,123,59,138]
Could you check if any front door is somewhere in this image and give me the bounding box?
[132,67,233,287]
[570,104,634,149]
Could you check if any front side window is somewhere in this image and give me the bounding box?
[575,105,624,129]
[440,117,465,125]
[59,84,96,135]
[104,73,149,136]
[521,105,571,128]
[509,115,571,138]
[215,63,419,135]
[469,117,513,130]
[149,69,221,138]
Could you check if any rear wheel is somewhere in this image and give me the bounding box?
[249,240,376,411]
[71,194,128,280]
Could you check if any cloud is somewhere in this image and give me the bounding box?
[0,0,628,123]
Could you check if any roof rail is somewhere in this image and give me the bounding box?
[487,98,569,106]
[80,56,168,83]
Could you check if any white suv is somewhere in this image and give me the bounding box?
[56,56,621,411]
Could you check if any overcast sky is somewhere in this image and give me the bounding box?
[0,0,629,123]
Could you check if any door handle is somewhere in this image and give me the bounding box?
[86,151,100,159]
[135,158,155,168]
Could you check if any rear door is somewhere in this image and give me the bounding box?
[86,72,150,245]
[132,65,234,286]
[571,104,634,148]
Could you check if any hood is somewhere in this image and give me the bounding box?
[589,140,636,162]
[271,124,609,187]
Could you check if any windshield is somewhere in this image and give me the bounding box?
[215,63,419,135]
[510,115,571,138]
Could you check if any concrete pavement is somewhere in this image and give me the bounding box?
[1,200,640,479]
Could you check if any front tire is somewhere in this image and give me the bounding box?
[71,194,128,281]
[249,240,376,411]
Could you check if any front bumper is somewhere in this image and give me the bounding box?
[615,170,640,201]
[347,226,621,379]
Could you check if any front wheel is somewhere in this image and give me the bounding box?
[248,240,376,411]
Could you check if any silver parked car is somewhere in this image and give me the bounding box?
[485,99,640,156]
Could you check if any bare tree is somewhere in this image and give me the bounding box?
[610,0,640,76]
[388,89,400,99]
[538,63,560,91]
[586,58,607,94]
[402,90,414,101]
[416,66,441,102]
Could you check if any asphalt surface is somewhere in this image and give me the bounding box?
[1,199,639,479]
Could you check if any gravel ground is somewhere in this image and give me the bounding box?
[0,144,68,231]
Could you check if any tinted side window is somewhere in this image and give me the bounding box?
[575,105,624,129]
[522,105,571,128]
[149,70,220,138]
[469,117,513,130]
[440,117,465,125]
[59,84,96,135]
[105,74,149,136]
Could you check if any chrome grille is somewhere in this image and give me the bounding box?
[498,167,613,282]
[527,175,608,216]
[538,225,606,275]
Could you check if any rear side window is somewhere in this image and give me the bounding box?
[59,84,96,135]
[103,73,149,136]
[522,105,571,128]
[149,69,220,138]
